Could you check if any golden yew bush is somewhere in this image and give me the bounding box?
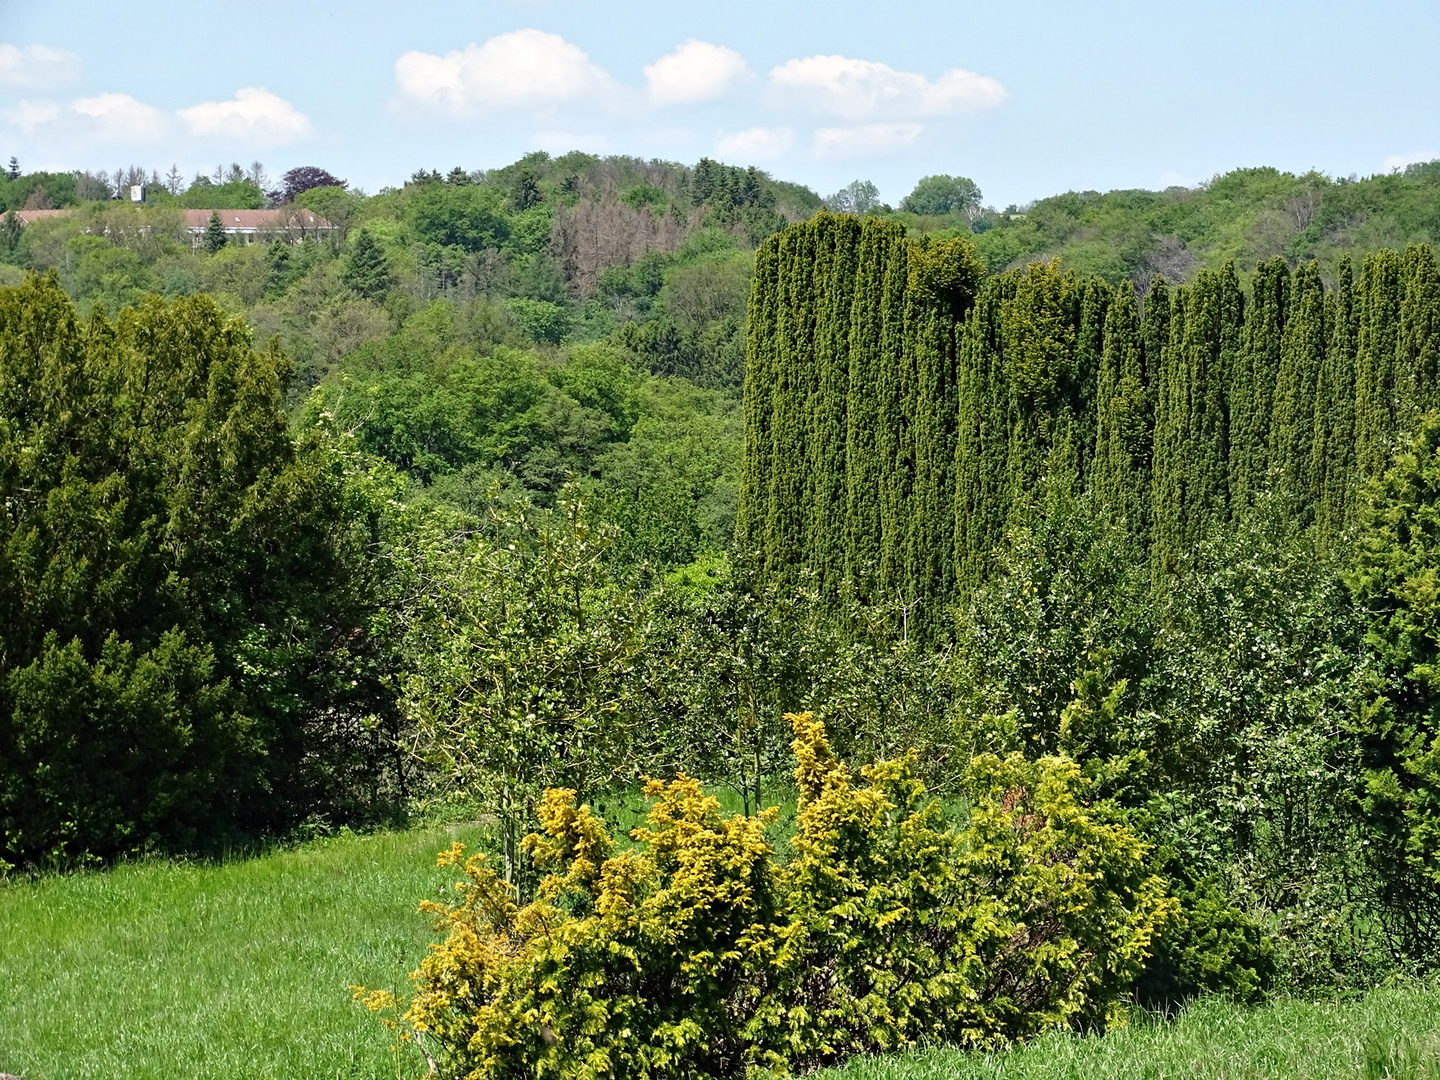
[361,714,1175,1079]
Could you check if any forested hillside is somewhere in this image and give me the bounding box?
[11,149,1440,1077]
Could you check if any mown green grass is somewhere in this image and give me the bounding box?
[0,826,488,1080]
[5,823,1440,1080]
[822,988,1440,1080]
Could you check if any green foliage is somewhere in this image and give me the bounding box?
[0,274,409,866]
[202,210,227,253]
[343,228,394,300]
[1349,412,1440,961]
[369,715,1173,1079]
[408,184,511,251]
[901,174,982,218]
[178,178,266,210]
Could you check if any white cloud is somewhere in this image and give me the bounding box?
[716,126,793,161]
[178,87,312,144]
[395,29,613,113]
[2,99,62,134]
[814,122,923,158]
[770,55,1006,120]
[0,44,80,89]
[644,40,750,107]
[1384,151,1438,173]
[70,93,168,141]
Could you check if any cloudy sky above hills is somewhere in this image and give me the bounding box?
[2,0,1438,205]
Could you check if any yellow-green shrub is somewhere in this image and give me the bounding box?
[362,714,1174,1079]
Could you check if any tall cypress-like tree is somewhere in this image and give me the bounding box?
[1231,257,1288,510]
[1270,261,1325,518]
[803,215,862,598]
[872,220,913,600]
[764,225,820,586]
[1356,249,1405,480]
[953,276,1012,588]
[736,234,781,567]
[1151,284,1188,575]
[904,236,985,631]
[1313,255,1357,543]
[1400,244,1440,420]
[1093,280,1150,540]
[843,223,891,595]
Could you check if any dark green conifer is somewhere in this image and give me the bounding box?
[804,214,862,598]
[1231,258,1288,510]
[736,234,781,567]
[1313,255,1357,543]
[1355,249,1405,479]
[342,228,394,301]
[203,211,228,254]
[1093,280,1149,539]
[1270,261,1325,518]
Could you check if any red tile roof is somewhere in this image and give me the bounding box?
[8,207,334,230]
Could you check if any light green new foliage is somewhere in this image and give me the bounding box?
[374,714,1174,1080]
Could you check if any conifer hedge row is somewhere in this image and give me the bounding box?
[737,214,1440,625]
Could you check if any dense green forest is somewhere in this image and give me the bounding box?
[10,151,1440,1077]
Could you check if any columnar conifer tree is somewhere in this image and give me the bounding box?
[739,221,1440,624]
[1356,249,1405,480]
[1270,261,1325,518]
[803,215,862,598]
[1231,257,1288,511]
[1092,280,1150,539]
[736,235,780,563]
[1313,256,1357,544]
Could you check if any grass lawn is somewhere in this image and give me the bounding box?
[4,824,1440,1080]
[0,826,488,1080]
[822,988,1440,1080]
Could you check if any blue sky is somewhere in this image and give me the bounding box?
[2,0,1438,207]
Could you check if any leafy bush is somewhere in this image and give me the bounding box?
[363,714,1174,1079]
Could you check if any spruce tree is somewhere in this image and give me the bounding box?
[1150,284,1188,576]
[953,277,1012,588]
[203,211,228,254]
[342,228,394,300]
[871,220,912,600]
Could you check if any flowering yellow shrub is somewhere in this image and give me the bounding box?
[362,714,1174,1079]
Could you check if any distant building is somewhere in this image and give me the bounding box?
[9,207,337,247]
